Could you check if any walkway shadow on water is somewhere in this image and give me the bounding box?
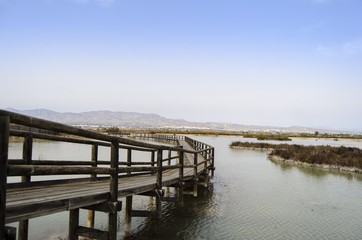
[126,183,216,240]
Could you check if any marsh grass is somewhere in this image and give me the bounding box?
[230,141,362,169]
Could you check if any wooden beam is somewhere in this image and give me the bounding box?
[0,116,10,240]
[131,210,156,218]
[7,165,114,176]
[82,201,122,214]
[76,226,109,240]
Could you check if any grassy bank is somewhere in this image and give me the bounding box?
[242,133,292,141]
[230,141,362,170]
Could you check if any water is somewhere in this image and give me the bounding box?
[7,136,362,239]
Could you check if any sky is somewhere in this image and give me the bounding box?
[1,0,362,131]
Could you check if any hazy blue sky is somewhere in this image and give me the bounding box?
[1,0,362,130]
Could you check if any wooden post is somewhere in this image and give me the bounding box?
[0,116,10,240]
[179,151,184,182]
[69,208,79,240]
[19,134,33,240]
[193,182,198,197]
[193,153,198,179]
[156,149,163,218]
[5,226,16,240]
[125,148,132,236]
[124,196,132,237]
[151,151,155,174]
[168,150,171,166]
[211,148,215,177]
[91,144,98,180]
[109,140,119,240]
[204,149,208,171]
[87,144,98,233]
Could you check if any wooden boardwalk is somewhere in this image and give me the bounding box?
[0,110,215,240]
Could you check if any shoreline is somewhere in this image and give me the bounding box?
[268,155,362,174]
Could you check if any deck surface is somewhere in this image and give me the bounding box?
[5,141,207,223]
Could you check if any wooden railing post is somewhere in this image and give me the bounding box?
[125,148,132,236]
[87,144,98,233]
[0,116,10,240]
[179,151,184,182]
[156,149,163,218]
[168,150,171,166]
[109,140,119,239]
[204,149,208,171]
[193,153,198,180]
[19,134,33,240]
[211,147,215,176]
[151,150,155,174]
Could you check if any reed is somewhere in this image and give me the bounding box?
[230,142,362,169]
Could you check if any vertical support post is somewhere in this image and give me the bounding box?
[168,150,171,166]
[19,134,33,240]
[176,149,185,204]
[156,149,163,218]
[193,153,198,197]
[0,116,10,240]
[5,227,16,240]
[179,151,184,183]
[151,151,155,174]
[109,140,119,240]
[211,148,215,177]
[204,149,208,172]
[193,182,198,197]
[91,144,98,180]
[124,148,133,236]
[193,153,198,179]
[124,196,133,237]
[69,208,79,240]
[87,144,98,232]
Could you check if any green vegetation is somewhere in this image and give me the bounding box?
[230,141,362,170]
[242,133,291,141]
[230,141,278,149]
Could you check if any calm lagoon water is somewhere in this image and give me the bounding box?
[7,136,362,239]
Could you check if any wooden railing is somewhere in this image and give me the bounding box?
[0,110,215,239]
[132,133,215,177]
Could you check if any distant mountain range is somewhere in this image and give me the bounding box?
[4,108,350,134]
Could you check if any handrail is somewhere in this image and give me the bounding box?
[0,109,215,239]
[1,110,181,151]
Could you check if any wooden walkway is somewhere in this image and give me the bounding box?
[0,110,215,240]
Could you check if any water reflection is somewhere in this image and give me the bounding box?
[7,136,362,240]
[269,156,362,182]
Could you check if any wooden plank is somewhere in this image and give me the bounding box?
[5,146,209,224]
